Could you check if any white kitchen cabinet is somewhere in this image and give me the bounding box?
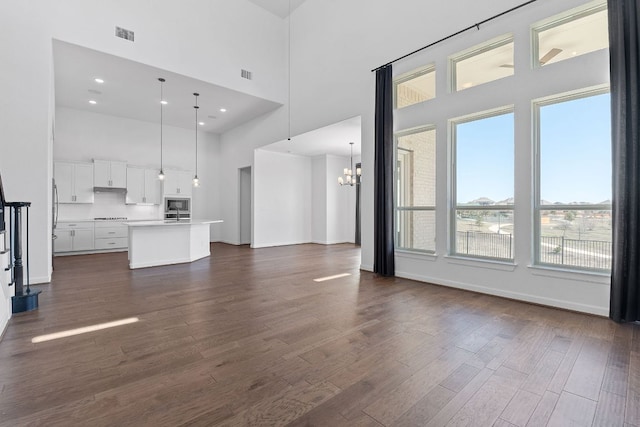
[54,222,95,253]
[54,162,94,204]
[94,160,127,188]
[163,169,193,197]
[126,167,161,204]
[94,222,128,250]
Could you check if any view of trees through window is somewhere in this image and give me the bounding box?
[454,111,514,260]
[393,2,611,271]
[537,91,611,270]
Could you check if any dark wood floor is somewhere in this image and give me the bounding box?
[0,243,638,426]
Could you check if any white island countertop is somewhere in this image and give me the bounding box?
[124,219,223,269]
[123,219,223,227]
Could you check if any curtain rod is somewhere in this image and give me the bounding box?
[371,0,539,73]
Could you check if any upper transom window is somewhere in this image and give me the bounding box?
[451,35,514,92]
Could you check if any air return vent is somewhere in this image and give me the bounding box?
[115,26,135,42]
[241,69,253,80]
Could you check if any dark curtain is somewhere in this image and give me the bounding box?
[374,65,395,276]
[609,0,640,322]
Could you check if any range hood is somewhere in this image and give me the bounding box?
[93,186,127,193]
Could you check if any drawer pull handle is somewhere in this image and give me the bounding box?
[108,232,116,234]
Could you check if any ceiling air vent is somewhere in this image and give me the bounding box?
[241,69,253,80]
[115,26,135,42]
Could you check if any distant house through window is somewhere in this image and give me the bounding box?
[534,88,611,270]
[451,108,515,260]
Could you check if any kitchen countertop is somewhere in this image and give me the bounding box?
[57,219,159,223]
[123,219,223,227]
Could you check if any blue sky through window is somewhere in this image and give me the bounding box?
[455,93,611,205]
[456,112,514,204]
[540,93,611,204]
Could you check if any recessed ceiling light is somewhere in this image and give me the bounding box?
[94,78,104,84]
[198,122,205,126]
[160,100,168,105]
[220,108,227,112]
[89,100,97,105]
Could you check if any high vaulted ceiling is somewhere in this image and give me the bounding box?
[247,0,307,18]
[53,40,281,134]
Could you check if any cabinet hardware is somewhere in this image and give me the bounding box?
[108,232,116,234]
[69,224,76,226]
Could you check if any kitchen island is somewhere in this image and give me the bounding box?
[123,219,223,269]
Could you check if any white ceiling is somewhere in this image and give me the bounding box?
[262,116,361,157]
[53,40,281,134]
[247,0,307,18]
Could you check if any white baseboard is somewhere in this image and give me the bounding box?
[395,269,609,317]
[311,240,353,245]
[360,264,374,272]
[251,241,310,249]
[30,275,51,285]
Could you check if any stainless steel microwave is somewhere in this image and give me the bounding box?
[164,197,191,219]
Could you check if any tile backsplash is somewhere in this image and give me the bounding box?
[57,192,161,221]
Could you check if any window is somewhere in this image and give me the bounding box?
[533,3,608,67]
[452,108,514,260]
[394,66,436,109]
[452,36,514,91]
[395,127,436,253]
[535,88,611,271]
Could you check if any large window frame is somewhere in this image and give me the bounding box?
[533,85,611,272]
[450,106,515,262]
[394,126,437,254]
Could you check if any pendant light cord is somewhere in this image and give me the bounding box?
[194,93,199,177]
[159,78,165,172]
[288,0,292,141]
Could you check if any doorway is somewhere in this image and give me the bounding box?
[239,166,252,245]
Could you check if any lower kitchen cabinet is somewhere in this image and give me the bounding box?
[54,222,95,252]
[54,221,129,254]
[94,222,128,250]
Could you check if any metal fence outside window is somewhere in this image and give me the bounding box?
[539,236,611,270]
[456,231,513,259]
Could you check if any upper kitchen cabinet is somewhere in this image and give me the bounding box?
[94,160,127,188]
[54,162,94,204]
[126,166,161,204]
[163,169,193,197]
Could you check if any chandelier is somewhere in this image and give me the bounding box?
[338,142,361,186]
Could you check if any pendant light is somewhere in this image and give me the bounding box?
[158,77,166,181]
[193,92,200,187]
[338,142,361,186]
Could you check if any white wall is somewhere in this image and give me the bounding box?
[219,0,609,315]
[311,156,327,243]
[55,107,222,240]
[0,0,284,293]
[311,154,356,245]
[326,155,356,244]
[253,149,311,247]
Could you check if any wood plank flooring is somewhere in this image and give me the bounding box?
[0,243,638,426]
